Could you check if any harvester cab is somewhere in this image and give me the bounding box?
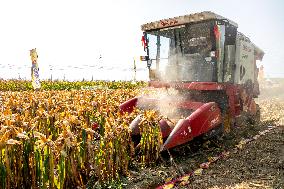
[120,11,264,151]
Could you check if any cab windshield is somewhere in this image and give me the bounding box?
[147,21,216,82]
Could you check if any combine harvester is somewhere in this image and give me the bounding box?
[120,11,264,151]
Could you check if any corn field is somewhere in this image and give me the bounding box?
[0,79,147,91]
[0,81,162,188]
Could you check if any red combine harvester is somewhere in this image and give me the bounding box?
[120,11,264,151]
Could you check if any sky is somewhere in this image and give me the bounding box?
[0,0,283,80]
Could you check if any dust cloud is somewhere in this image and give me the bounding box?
[137,87,191,121]
[137,52,209,119]
[258,78,284,101]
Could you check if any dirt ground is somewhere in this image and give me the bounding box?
[122,96,284,189]
[187,125,284,189]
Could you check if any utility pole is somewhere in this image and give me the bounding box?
[133,57,137,82]
[48,65,53,81]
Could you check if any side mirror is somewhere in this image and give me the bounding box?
[140,56,149,61]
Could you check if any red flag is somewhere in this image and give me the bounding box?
[141,36,147,51]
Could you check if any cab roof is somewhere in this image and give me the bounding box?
[141,11,238,31]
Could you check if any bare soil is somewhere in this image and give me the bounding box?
[187,125,284,189]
